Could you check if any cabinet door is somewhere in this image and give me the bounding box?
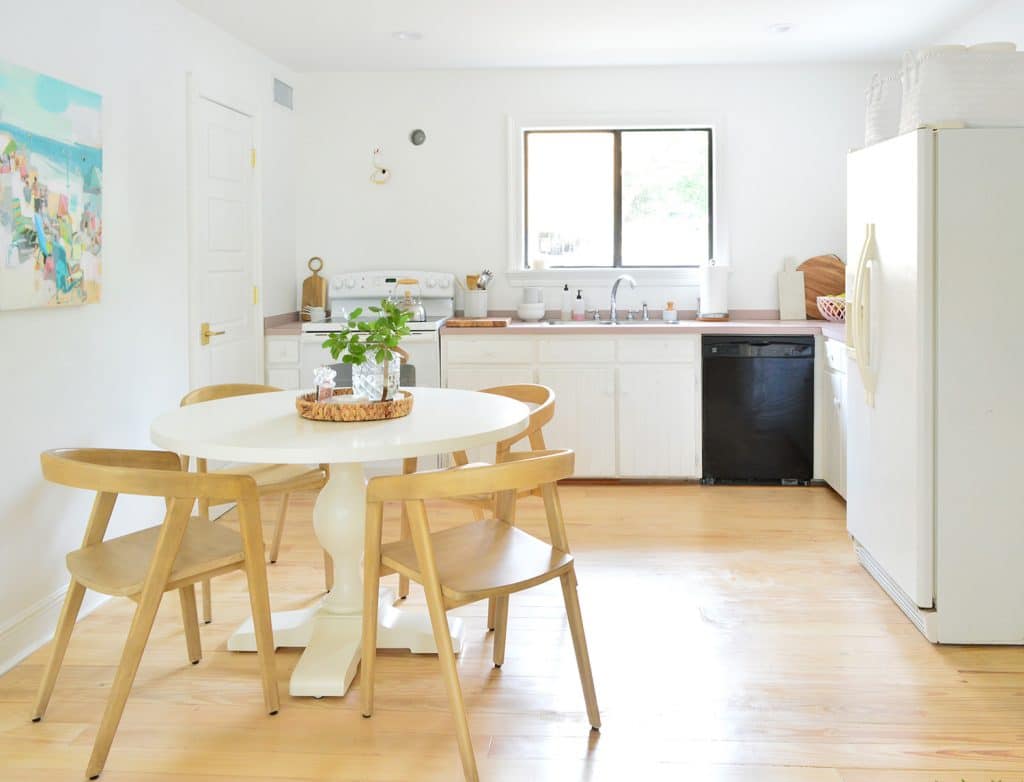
[445,365,536,464]
[618,364,698,478]
[536,366,616,478]
[837,372,848,499]
[822,369,844,495]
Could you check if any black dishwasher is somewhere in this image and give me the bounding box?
[701,335,814,485]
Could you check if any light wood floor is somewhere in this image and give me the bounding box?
[3,485,1024,781]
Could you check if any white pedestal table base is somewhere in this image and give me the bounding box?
[226,461,465,698]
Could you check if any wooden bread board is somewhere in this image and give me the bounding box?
[445,317,511,328]
[796,254,845,319]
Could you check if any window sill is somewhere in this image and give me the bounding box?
[505,267,701,287]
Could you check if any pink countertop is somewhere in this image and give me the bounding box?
[444,319,847,341]
[264,312,302,335]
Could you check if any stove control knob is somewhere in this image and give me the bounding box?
[373,276,384,287]
[426,277,437,288]
[344,277,356,289]
[439,276,451,288]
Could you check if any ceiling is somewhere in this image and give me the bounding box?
[178,0,992,71]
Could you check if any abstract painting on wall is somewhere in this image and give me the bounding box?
[0,60,102,310]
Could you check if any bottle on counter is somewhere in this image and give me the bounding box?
[572,289,586,321]
[663,301,678,323]
[560,284,572,321]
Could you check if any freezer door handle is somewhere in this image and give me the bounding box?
[849,223,878,407]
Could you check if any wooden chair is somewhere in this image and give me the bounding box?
[396,384,556,630]
[361,449,600,782]
[32,448,280,780]
[180,384,329,622]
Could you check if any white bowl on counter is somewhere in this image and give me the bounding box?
[516,302,547,322]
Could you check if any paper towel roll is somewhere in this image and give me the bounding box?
[699,265,729,316]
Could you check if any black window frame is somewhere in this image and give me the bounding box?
[523,127,714,269]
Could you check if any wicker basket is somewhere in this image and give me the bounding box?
[816,295,846,323]
[296,388,413,422]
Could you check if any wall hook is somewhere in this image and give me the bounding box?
[370,147,390,185]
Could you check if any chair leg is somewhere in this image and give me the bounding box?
[244,566,281,717]
[559,568,601,730]
[200,496,213,624]
[323,550,334,592]
[423,581,479,782]
[397,508,410,599]
[486,597,497,631]
[491,595,509,668]
[201,579,212,624]
[397,457,416,600]
[32,579,86,721]
[361,502,384,718]
[85,582,167,779]
[178,585,202,665]
[268,493,290,564]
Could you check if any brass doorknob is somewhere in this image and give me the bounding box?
[200,322,226,346]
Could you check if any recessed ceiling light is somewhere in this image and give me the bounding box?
[769,22,795,34]
[393,31,423,41]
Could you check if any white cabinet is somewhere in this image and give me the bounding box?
[444,355,535,465]
[615,336,700,478]
[821,337,848,499]
[618,364,698,477]
[443,332,701,479]
[265,335,301,390]
[536,366,617,477]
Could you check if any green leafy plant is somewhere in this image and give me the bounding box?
[322,298,412,366]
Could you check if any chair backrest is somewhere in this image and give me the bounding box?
[180,383,280,407]
[40,448,258,502]
[484,385,554,451]
[41,448,263,553]
[327,362,417,388]
[367,449,574,503]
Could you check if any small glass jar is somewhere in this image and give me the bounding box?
[352,355,401,402]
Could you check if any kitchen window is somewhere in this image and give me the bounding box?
[523,128,713,269]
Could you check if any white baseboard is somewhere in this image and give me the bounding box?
[0,584,109,676]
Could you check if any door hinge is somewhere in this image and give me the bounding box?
[250,147,256,169]
[252,285,259,305]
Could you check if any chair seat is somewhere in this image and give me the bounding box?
[381,518,573,603]
[215,463,327,495]
[66,517,245,597]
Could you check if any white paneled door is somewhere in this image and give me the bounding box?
[188,93,260,389]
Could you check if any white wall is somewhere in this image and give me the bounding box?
[941,0,1024,47]
[296,64,883,314]
[0,0,296,671]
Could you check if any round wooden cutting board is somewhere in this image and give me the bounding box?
[796,254,845,319]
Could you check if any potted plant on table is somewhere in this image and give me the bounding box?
[322,299,412,402]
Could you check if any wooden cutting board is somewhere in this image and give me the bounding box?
[445,317,511,328]
[301,256,327,321]
[796,254,845,319]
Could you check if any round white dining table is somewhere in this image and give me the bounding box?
[151,387,529,698]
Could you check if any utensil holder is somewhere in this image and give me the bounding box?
[464,290,488,319]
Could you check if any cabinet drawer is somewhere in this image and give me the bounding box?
[445,338,534,364]
[266,338,299,365]
[824,337,847,374]
[616,336,697,364]
[538,338,615,364]
[266,367,300,390]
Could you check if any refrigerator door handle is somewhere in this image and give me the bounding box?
[850,224,878,407]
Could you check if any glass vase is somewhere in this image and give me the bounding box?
[352,355,401,402]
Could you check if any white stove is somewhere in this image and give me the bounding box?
[301,271,455,334]
[300,270,455,391]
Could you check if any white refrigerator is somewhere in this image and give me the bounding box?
[846,127,1024,644]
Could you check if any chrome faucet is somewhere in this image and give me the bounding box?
[609,274,637,324]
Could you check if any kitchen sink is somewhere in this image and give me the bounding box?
[538,319,680,326]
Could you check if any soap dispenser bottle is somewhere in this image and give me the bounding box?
[572,289,585,321]
[560,284,572,321]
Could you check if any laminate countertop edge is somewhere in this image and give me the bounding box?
[445,319,847,343]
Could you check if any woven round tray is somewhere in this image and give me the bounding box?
[295,388,414,422]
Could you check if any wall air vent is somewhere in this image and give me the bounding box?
[273,78,293,110]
